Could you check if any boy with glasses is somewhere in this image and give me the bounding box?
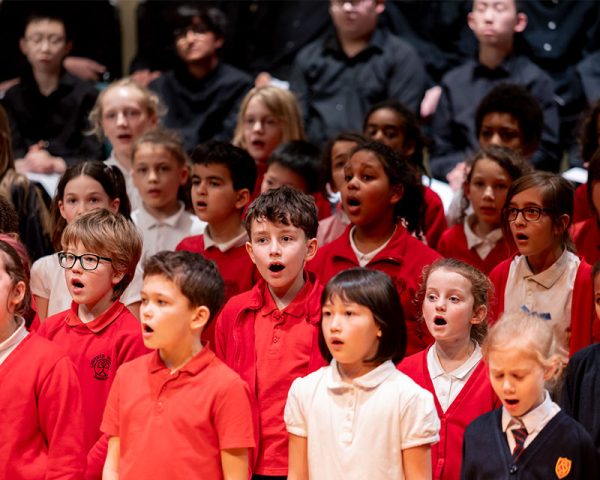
[1,12,103,173]
[149,6,252,153]
[38,209,148,480]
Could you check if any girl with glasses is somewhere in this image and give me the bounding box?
[489,171,598,357]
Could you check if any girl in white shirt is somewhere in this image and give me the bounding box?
[285,268,439,480]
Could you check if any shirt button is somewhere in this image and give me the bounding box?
[273,337,279,343]
[336,104,344,111]
[547,21,556,30]
[543,43,552,52]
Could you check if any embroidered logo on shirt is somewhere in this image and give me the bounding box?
[520,305,551,320]
[555,457,572,479]
[90,354,111,380]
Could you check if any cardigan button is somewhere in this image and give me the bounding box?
[509,464,518,475]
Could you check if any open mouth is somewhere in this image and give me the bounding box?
[434,316,447,326]
[143,324,154,333]
[515,233,528,241]
[251,140,265,148]
[72,279,84,289]
[269,263,285,273]
[346,198,360,207]
[117,133,132,141]
[195,201,207,208]
[505,399,519,406]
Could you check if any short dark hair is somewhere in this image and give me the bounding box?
[24,10,70,40]
[502,172,574,251]
[351,141,425,237]
[172,5,227,40]
[319,268,407,364]
[143,250,225,324]
[363,99,426,173]
[191,140,257,193]
[244,185,318,239]
[320,132,368,195]
[475,84,543,154]
[268,140,322,193]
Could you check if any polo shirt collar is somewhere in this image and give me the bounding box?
[148,346,215,375]
[134,202,187,230]
[260,272,314,321]
[521,248,569,289]
[327,359,396,391]
[428,343,482,380]
[64,300,125,333]
[333,223,407,265]
[464,216,503,250]
[0,317,27,354]
[203,226,247,252]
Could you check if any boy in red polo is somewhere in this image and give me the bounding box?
[215,185,325,479]
[176,141,259,344]
[37,209,147,480]
[102,251,255,480]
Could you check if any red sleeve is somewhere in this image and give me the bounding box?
[85,433,109,480]
[213,375,256,450]
[488,259,510,323]
[214,309,229,361]
[423,187,447,251]
[115,326,150,366]
[100,364,122,438]
[39,355,87,480]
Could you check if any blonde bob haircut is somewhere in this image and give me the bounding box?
[88,77,166,140]
[232,86,304,150]
[61,209,142,300]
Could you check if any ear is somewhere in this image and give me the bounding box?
[148,114,159,128]
[111,269,126,286]
[19,38,27,55]
[109,197,121,214]
[304,237,318,263]
[58,199,66,219]
[9,281,26,312]
[389,184,404,205]
[467,12,476,32]
[179,165,189,185]
[543,359,558,382]
[471,304,487,325]
[375,0,385,15]
[376,327,382,338]
[64,41,73,56]
[557,213,570,233]
[514,12,527,33]
[234,189,251,210]
[245,241,256,265]
[214,35,225,50]
[190,305,211,331]
[402,140,416,159]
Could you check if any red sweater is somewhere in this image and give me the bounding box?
[572,218,600,267]
[423,185,447,251]
[37,301,149,479]
[0,334,86,479]
[437,224,516,275]
[308,224,440,355]
[489,256,599,356]
[214,274,326,473]
[399,347,499,480]
[573,183,592,224]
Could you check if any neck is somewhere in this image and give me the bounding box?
[338,33,371,58]
[206,216,244,244]
[33,68,60,96]
[113,149,133,171]
[478,43,513,70]
[353,220,396,254]
[435,338,476,373]
[0,314,20,343]
[526,245,564,274]
[337,359,378,382]
[144,200,181,220]
[78,291,115,323]
[471,215,498,237]
[268,272,306,310]
[159,336,203,373]
[187,57,219,80]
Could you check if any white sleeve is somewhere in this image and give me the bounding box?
[399,386,440,449]
[284,377,308,438]
[30,255,54,298]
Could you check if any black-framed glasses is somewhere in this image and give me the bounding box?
[504,206,552,222]
[58,251,112,271]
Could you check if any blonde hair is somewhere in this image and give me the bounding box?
[483,312,567,383]
[88,77,166,140]
[131,127,188,167]
[61,209,142,300]
[232,86,304,149]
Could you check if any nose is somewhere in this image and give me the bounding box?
[371,129,385,143]
[502,377,515,393]
[482,185,494,200]
[269,238,282,256]
[252,120,264,133]
[116,111,128,127]
[435,297,446,311]
[328,313,342,332]
[147,167,158,182]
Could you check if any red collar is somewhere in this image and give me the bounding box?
[64,300,126,333]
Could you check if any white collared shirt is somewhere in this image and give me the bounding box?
[427,343,482,412]
[504,250,579,357]
[105,152,142,211]
[203,226,248,253]
[349,226,396,267]
[502,390,560,452]
[463,215,504,260]
[0,317,28,366]
[132,202,205,259]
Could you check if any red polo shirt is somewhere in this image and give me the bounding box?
[573,218,600,267]
[101,348,255,480]
[423,185,447,251]
[37,300,149,479]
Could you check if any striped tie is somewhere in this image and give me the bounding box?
[511,427,528,459]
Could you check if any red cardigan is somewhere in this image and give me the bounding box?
[398,347,499,480]
[572,218,600,267]
[489,255,599,356]
[573,183,592,224]
[423,186,447,251]
[437,224,515,275]
[308,224,440,355]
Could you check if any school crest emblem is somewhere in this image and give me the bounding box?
[555,457,572,479]
[90,354,111,381]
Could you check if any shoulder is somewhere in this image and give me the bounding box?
[465,408,500,436]
[37,310,68,336]
[217,63,252,84]
[289,365,330,397]
[489,255,516,281]
[220,283,263,316]
[31,253,58,274]
[440,61,475,87]
[397,349,426,375]
[21,334,74,373]
[176,234,205,253]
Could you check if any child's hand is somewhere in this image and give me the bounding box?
[446,162,468,192]
[130,69,161,87]
[23,148,66,174]
[63,56,107,82]
[420,85,442,119]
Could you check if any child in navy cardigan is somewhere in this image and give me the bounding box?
[461,312,598,479]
